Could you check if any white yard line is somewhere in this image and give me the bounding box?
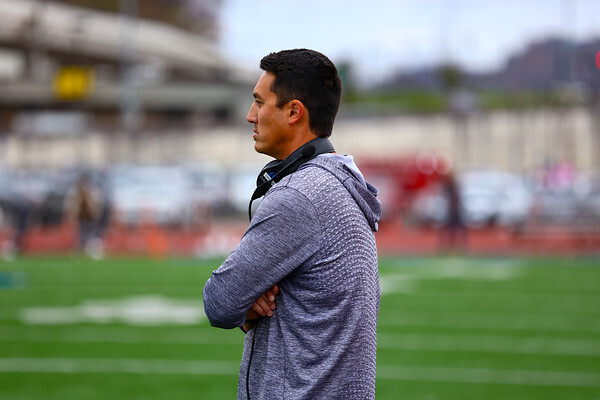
[376,365,600,388]
[0,357,239,376]
[378,310,600,332]
[379,273,600,304]
[2,326,598,357]
[17,295,206,326]
[0,357,598,388]
[377,333,600,356]
[386,288,600,308]
[0,325,240,345]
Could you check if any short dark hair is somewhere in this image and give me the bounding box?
[260,49,342,138]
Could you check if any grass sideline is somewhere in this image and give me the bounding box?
[0,255,599,399]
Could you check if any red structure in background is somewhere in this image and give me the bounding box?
[358,150,452,223]
[2,218,598,258]
[1,151,599,258]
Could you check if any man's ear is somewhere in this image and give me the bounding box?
[288,100,305,125]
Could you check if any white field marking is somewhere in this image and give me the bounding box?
[19,295,206,326]
[379,274,417,295]
[384,258,523,278]
[376,365,600,388]
[378,310,600,332]
[379,269,600,307]
[378,282,600,315]
[3,327,597,357]
[377,333,600,356]
[377,289,600,319]
[423,259,521,281]
[20,286,201,296]
[1,358,598,388]
[0,358,239,376]
[0,325,240,345]
[379,265,519,296]
[378,262,521,297]
[385,288,600,310]
[2,326,596,356]
[383,258,600,292]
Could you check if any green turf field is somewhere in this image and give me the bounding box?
[0,255,599,399]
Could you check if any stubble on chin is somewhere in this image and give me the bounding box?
[253,139,265,155]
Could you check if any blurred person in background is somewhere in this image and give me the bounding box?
[1,194,34,259]
[64,173,105,258]
[203,49,382,399]
[438,172,468,253]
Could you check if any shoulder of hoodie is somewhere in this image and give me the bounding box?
[277,154,357,190]
[271,153,382,232]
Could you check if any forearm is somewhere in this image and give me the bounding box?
[202,188,317,329]
[204,279,279,331]
[202,277,248,329]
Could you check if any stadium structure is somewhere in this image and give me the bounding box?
[0,0,254,140]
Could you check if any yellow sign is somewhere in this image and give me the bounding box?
[52,66,95,100]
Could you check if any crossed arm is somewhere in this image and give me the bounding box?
[242,284,279,333]
[203,187,319,330]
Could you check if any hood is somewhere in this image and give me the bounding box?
[303,154,382,232]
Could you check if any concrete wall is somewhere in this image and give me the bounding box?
[2,106,598,173]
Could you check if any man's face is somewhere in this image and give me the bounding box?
[246,72,292,159]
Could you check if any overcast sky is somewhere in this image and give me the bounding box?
[219,0,600,85]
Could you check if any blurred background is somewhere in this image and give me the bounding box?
[1,2,599,400]
[0,0,599,258]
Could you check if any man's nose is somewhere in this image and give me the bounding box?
[246,104,257,124]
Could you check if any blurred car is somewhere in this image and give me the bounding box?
[183,162,229,215]
[108,165,208,227]
[579,177,600,222]
[459,169,532,228]
[530,175,600,227]
[530,189,580,224]
[409,185,448,228]
[227,163,264,216]
[409,169,533,229]
[0,168,59,230]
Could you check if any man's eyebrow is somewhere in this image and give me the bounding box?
[253,92,263,100]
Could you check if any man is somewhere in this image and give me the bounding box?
[203,49,381,399]
[64,173,105,255]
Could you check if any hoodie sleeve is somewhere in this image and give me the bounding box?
[202,186,321,329]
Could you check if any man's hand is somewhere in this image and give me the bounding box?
[246,285,279,321]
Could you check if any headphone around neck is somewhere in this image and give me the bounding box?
[248,136,335,220]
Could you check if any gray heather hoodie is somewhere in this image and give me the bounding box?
[203,154,382,399]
